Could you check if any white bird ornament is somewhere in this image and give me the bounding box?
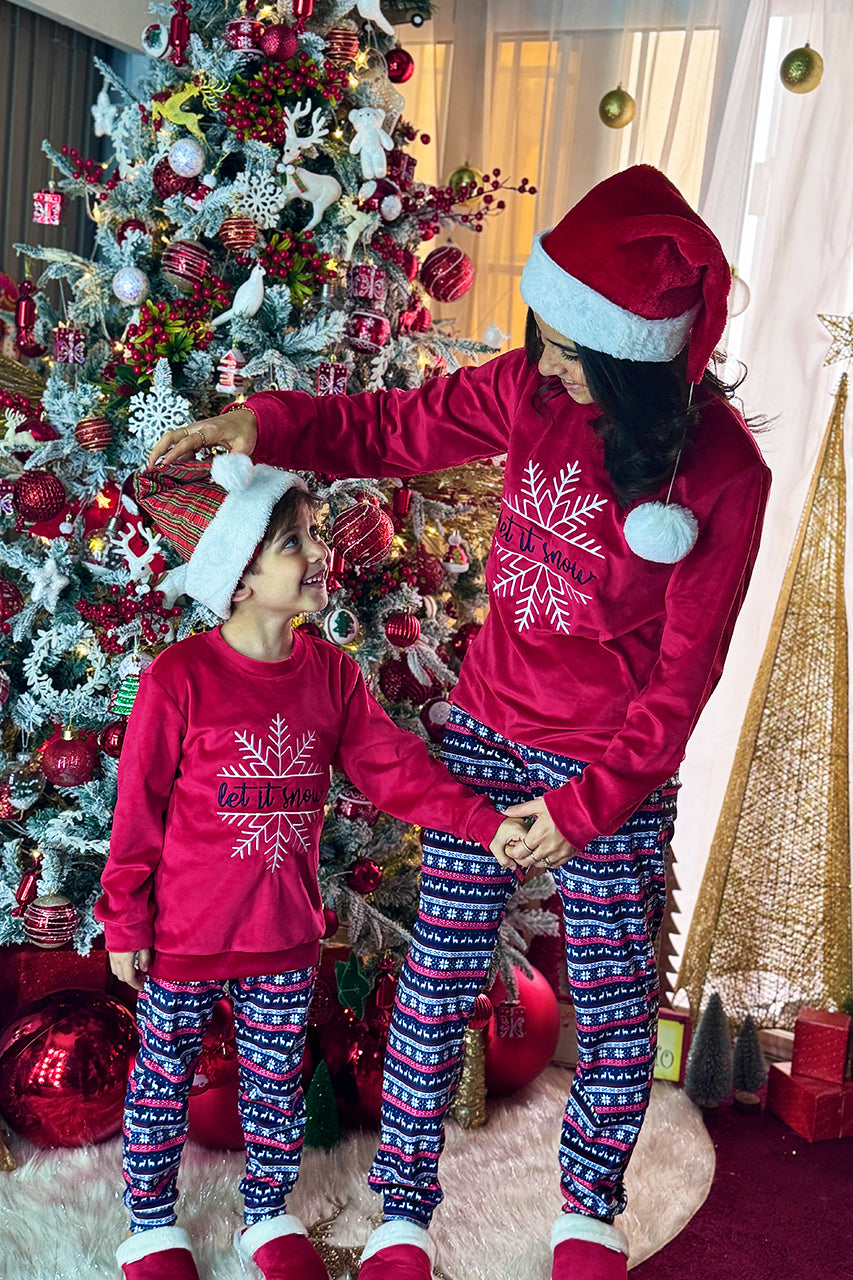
[355,0,395,36]
[210,263,267,329]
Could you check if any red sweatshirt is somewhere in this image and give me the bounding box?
[95,627,503,979]
[247,347,771,850]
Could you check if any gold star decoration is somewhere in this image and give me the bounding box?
[818,313,853,366]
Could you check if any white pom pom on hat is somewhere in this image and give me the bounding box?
[623,501,698,563]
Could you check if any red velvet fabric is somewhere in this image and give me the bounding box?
[120,1248,199,1280]
[551,1239,627,1280]
[250,1232,328,1280]
[357,1245,433,1280]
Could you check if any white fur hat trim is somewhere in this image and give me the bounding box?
[623,501,699,563]
[551,1214,629,1256]
[520,231,700,363]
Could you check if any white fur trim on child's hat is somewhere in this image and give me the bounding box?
[116,1226,194,1265]
[360,1220,436,1264]
[550,1214,629,1256]
[160,455,307,619]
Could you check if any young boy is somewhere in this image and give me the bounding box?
[96,454,526,1280]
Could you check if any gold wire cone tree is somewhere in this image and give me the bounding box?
[678,374,853,1028]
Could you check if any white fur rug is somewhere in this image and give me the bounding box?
[0,1069,713,1279]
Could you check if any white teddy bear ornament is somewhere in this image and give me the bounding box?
[348,106,394,182]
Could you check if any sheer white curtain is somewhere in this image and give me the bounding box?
[400,0,853,992]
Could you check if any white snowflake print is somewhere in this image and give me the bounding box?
[217,714,324,872]
[230,169,289,229]
[126,358,193,449]
[493,460,606,633]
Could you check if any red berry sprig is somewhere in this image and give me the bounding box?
[219,55,348,146]
[76,588,181,654]
[401,169,537,242]
[236,228,332,297]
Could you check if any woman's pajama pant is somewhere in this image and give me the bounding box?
[123,967,315,1231]
[367,708,677,1225]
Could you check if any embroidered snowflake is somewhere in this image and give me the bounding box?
[230,170,289,229]
[126,358,194,449]
[218,714,324,871]
[493,460,607,633]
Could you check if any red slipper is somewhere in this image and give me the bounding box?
[234,1214,329,1280]
[551,1215,628,1280]
[116,1227,200,1280]
[358,1222,435,1280]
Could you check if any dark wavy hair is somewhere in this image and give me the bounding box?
[524,308,747,507]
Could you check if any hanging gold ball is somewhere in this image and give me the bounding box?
[598,85,636,128]
[447,162,484,206]
[780,44,824,93]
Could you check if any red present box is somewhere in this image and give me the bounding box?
[766,1061,847,1142]
[791,1007,852,1084]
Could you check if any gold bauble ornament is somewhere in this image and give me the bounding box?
[780,43,823,93]
[447,161,484,206]
[598,85,636,128]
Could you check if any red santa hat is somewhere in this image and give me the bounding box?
[519,165,730,384]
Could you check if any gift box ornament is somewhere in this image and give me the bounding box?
[766,1060,853,1142]
[53,325,86,364]
[32,188,64,226]
[347,264,388,304]
[790,1007,852,1085]
[317,361,348,396]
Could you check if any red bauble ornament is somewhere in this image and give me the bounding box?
[116,217,148,245]
[449,620,483,661]
[322,907,340,938]
[346,306,392,353]
[419,695,453,744]
[0,576,23,623]
[331,501,395,570]
[41,730,98,787]
[483,964,561,1096]
[379,657,438,704]
[384,611,421,648]
[346,858,383,895]
[21,893,81,949]
[334,785,379,826]
[410,545,445,594]
[161,240,212,292]
[385,47,415,83]
[187,999,242,1150]
[225,17,263,51]
[259,22,298,61]
[152,155,196,200]
[469,992,494,1030]
[0,990,138,1147]
[75,415,112,453]
[420,244,475,302]
[13,469,65,523]
[98,720,127,759]
[325,26,360,64]
[219,214,258,251]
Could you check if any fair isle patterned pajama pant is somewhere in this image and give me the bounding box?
[124,968,315,1231]
[367,708,677,1225]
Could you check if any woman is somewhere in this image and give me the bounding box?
[149,166,770,1280]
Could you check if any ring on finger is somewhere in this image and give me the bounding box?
[181,427,191,439]
[521,837,534,853]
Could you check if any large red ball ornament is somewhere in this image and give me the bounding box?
[98,720,127,759]
[259,22,298,61]
[385,47,415,83]
[345,306,392,353]
[384,611,421,648]
[379,656,438,704]
[161,240,212,292]
[41,731,98,787]
[410,545,445,594]
[13,469,65,523]
[331,501,395,570]
[0,576,24,623]
[0,989,138,1147]
[346,858,383,895]
[75,415,112,453]
[152,155,196,200]
[22,894,81,949]
[420,244,475,302]
[483,964,560,1096]
[219,215,258,252]
[449,620,483,661]
[116,218,148,246]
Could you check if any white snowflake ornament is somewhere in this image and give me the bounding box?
[126,358,193,450]
[623,502,698,563]
[28,557,69,612]
[91,87,118,138]
[230,170,289,230]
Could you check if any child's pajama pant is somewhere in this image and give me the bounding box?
[367,708,677,1225]
[123,967,315,1231]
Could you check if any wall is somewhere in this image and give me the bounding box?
[10,0,149,50]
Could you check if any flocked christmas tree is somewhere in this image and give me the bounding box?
[0,0,555,1027]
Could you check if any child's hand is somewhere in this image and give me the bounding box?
[109,949,151,991]
[489,818,531,869]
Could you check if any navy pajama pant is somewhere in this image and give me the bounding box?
[367,708,677,1225]
[123,968,315,1231]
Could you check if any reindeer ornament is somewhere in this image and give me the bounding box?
[274,100,342,231]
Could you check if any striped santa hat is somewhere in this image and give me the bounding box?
[135,454,307,619]
[520,165,730,384]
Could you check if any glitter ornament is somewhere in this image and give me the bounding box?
[386,150,417,189]
[599,85,636,128]
[325,26,360,64]
[168,137,206,178]
[53,325,86,364]
[346,306,391,352]
[161,240,212,292]
[112,266,150,305]
[22,894,81,949]
[420,244,475,302]
[385,47,415,83]
[259,22,298,62]
[14,281,46,358]
[419,694,453,743]
[331,501,394,569]
[379,656,438,704]
[116,218,148,245]
[317,362,348,396]
[109,675,141,717]
[32,188,64,225]
[152,155,196,199]
[780,43,823,93]
[41,729,98,787]
[334,786,379,825]
[347,264,388,304]
[98,721,127,759]
[0,576,23,622]
[346,858,382,895]
[1,751,45,811]
[225,17,263,51]
[13,469,65,523]
[167,0,192,67]
[409,545,445,594]
[219,215,258,252]
[215,347,247,396]
[75,415,113,453]
[384,611,420,648]
[324,606,360,646]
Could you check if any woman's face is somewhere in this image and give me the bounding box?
[532,312,594,404]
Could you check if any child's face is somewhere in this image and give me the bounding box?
[242,503,330,618]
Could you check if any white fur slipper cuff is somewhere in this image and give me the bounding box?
[116,1227,194,1265]
[235,1213,308,1258]
[360,1220,436,1264]
[550,1215,629,1256]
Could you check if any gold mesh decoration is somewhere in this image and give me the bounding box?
[448,1024,488,1129]
[678,375,853,1028]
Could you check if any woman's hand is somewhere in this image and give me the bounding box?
[109,949,151,991]
[503,797,577,870]
[145,406,258,472]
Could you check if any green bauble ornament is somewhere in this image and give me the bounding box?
[598,85,636,128]
[780,43,823,93]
